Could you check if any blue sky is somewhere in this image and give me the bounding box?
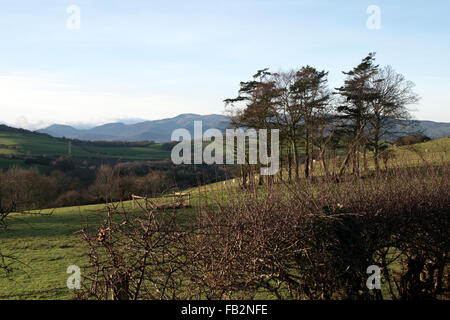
[0,0,449,129]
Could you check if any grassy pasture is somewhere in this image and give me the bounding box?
[0,198,204,299]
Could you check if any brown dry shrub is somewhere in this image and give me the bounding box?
[77,163,449,300]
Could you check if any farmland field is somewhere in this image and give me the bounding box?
[0,130,172,161]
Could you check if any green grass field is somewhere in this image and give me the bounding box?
[0,199,202,299]
[0,204,104,299]
[0,130,171,161]
[0,138,448,300]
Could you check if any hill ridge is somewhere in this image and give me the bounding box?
[17,114,450,143]
[37,113,231,143]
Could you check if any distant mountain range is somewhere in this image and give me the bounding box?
[37,114,450,143]
[37,114,232,143]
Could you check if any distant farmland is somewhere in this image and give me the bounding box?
[0,126,172,169]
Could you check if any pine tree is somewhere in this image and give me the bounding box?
[290,66,331,178]
[336,53,380,177]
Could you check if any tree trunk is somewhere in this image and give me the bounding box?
[292,139,300,181]
[240,164,247,188]
[287,146,292,183]
[363,146,369,175]
[321,149,331,179]
[305,130,310,178]
[338,148,352,178]
[373,126,381,173]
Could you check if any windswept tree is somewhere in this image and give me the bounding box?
[226,67,333,182]
[226,55,419,182]
[336,53,380,177]
[224,68,281,186]
[290,66,332,178]
[271,70,301,181]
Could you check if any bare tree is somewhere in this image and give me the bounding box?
[367,66,419,171]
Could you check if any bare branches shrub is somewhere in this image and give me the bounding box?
[78,162,449,300]
[77,202,198,300]
[187,163,449,300]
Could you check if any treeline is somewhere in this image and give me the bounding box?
[0,160,233,213]
[225,53,419,183]
[69,139,157,148]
